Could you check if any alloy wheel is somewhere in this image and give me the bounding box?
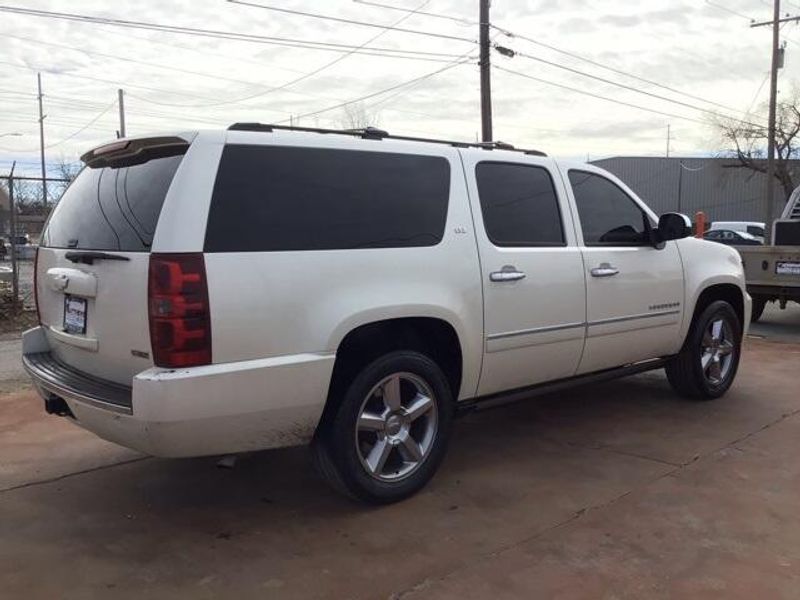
[355,372,438,482]
[700,316,736,385]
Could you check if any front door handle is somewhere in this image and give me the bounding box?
[490,266,526,282]
[591,263,619,278]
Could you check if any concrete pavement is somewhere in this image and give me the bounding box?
[749,301,800,344]
[0,339,798,599]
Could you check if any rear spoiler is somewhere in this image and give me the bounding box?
[81,136,190,169]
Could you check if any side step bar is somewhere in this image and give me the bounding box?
[458,357,670,416]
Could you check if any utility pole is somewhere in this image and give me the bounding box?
[666,124,671,158]
[118,88,126,138]
[8,162,18,309]
[751,1,800,242]
[764,0,780,242]
[479,0,492,142]
[37,73,47,207]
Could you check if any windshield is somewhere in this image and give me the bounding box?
[41,153,184,251]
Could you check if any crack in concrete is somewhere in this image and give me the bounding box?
[0,456,150,494]
[388,408,800,600]
[546,437,682,467]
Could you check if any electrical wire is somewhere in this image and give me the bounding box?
[350,0,748,117]
[494,65,707,125]
[493,34,748,117]
[5,99,117,154]
[226,0,476,43]
[0,5,463,58]
[44,100,117,150]
[352,0,475,27]
[281,57,475,123]
[122,0,440,109]
[501,47,767,128]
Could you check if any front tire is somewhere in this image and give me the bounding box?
[313,351,454,504]
[666,300,742,400]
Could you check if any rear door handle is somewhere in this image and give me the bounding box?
[591,263,619,277]
[490,266,526,282]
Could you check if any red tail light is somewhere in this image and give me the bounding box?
[148,253,211,368]
[33,246,41,324]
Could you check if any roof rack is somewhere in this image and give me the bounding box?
[227,122,547,156]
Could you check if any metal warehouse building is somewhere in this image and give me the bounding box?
[591,157,800,223]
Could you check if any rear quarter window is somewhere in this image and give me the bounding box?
[42,153,184,251]
[204,145,451,252]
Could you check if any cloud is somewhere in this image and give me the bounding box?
[0,0,788,168]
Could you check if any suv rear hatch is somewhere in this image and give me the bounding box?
[36,136,190,385]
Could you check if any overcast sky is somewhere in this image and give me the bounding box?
[1,0,798,177]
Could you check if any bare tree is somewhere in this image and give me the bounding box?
[713,86,800,203]
[336,102,381,130]
[54,156,80,184]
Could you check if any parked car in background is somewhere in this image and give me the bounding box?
[704,229,763,246]
[709,221,766,241]
[23,126,750,503]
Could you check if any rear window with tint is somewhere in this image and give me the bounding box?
[204,145,451,252]
[42,154,184,251]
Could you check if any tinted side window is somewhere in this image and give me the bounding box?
[568,170,650,246]
[204,146,450,252]
[475,162,564,247]
[42,154,184,251]
[747,225,765,237]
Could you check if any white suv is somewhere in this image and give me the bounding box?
[24,125,751,503]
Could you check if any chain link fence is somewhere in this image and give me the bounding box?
[0,175,68,333]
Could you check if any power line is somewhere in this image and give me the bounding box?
[350,0,748,117]
[282,57,475,123]
[226,0,476,43]
[3,32,305,89]
[494,65,707,125]
[123,0,441,109]
[11,100,117,153]
[0,5,463,58]
[352,0,475,26]
[499,47,767,128]
[493,32,748,117]
[745,70,771,116]
[0,59,248,103]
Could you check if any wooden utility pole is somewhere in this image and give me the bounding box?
[118,88,126,138]
[750,1,800,242]
[479,0,492,142]
[37,73,47,206]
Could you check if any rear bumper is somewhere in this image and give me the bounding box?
[746,284,800,301]
[22,327,336,457]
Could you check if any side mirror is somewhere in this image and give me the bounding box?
[654,212,692,246]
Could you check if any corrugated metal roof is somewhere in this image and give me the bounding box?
[591,156,800,222]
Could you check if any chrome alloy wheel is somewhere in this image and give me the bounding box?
[701,316,736,385]
[355,372,438,482]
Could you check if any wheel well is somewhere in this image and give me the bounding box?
[320,318,463,425]
[692,284,745,327]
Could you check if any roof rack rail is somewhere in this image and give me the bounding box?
[227,122,547,156]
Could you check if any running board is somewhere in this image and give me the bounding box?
[457,357,671,416]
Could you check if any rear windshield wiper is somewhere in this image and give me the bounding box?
[64,251,131,265]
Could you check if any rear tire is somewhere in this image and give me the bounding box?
[313,351,454,504]
[665,300,742,400]
[751,296,767,323]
